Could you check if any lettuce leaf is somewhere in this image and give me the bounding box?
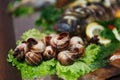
[56,61,91,80]
[81,44,101,64]
[21,28,46,41]
[7,49,57,80]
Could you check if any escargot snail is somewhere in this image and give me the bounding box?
[13,42,28,61]
[27,38,46,53]
[50,32,70,51]
[69,36,85,54]
[58,50,83,66]
[70,36,84,45]
[42,34,56,46]
[57,50,75,66]
[43,46,56,60]
[70,44,85,55]
[25,52,42,65]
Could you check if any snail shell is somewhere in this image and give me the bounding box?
[31,41,45,53]
[42,34,56,46]
[27,38,46,53]
[50,32,70,51]
[70,36,84,45]
[58,50,80,66]
[25,52,42,65]
[27,38,38,47]
[43,46,56,60]
[70,44,85,56]
[13,43,28,61]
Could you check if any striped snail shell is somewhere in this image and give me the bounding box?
[58,50,80,66]
[13,42,28,61]
[42,34,56,46]
[69,36,85,54]
[27,38,46,53]
[50,32,70,51]
[43,46,56,60]
[70,36,84,45]
[70,44,85,56]
[25,52,42,65]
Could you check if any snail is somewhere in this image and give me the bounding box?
[42,34,56,46]
[25,51,42,65]
[58,50,81,66]
[70,36,84,45]
[70,44,85,55]
[43,46,56,60]
[13,42,28,61]
[50,32,70,51]
[27,38,46,53]
[69,36,85,54]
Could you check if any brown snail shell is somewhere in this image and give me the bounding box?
[27,38,38,47]
[70,36,84,46]
[42,36,52,46]
[42,34,56,46]
[43,46,56,60]
[30,40,46,53]
[13,43,28,61]
[25,52,42,65]
[58,50,80,66]
[50,32,69,51]
[70,44,85,56]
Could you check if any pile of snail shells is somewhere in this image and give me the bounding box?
[13,32,85,66]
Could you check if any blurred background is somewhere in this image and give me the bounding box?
[0,0,120,80]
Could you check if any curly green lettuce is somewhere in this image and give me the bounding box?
[81,44,101,64]
[56,61,91,80]
[21,28,46,41]
[7,49,57,80]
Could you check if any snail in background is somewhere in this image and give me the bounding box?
[55,0,120,37]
